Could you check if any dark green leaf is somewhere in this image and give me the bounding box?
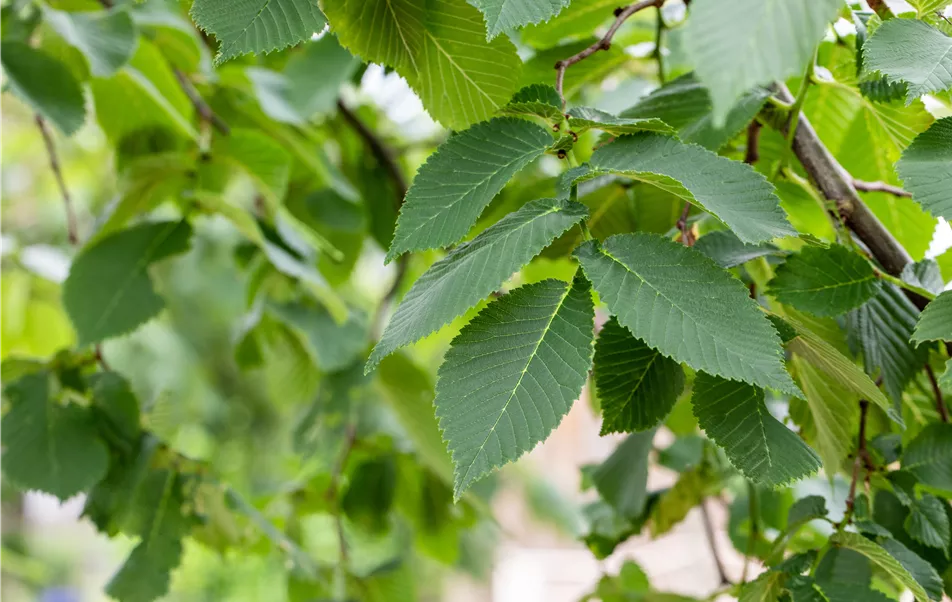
[912,290,952,345]
[767,245,881,317]
[590,430,655,519]
[903,423,952,492]
[0,42,85,135]
[694,230,782,269]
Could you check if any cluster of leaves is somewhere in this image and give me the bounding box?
[3,0,952,600]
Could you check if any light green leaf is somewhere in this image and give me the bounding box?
[370,197,586,369]
[387,117,553,261]
[790,356,856,475]
[63,221,193,346]
[518,38,628,99]
[214,128,291,207]
[498,84,564,123]
[864,19,952,104]
[190,0,326,63]
[691,373,820,487]
[590,430,655,519]
[268,302,367,372]
[593,317,685,434]
[566,106,673,136]
[621,73,770,151]
[903,423,952,492]
[650,465,712,537]
[575,233,800,395]
[519,0,617,49]
[908,0,952,17]
[470,0,571,39]
[897,117,952,222]
[694,230,782,269]
[43,6,137,76]
[829,532,933,602]
[584,134,796,244]
[1,372,108,500]
[0,42,85,135]
[435,276,595,499]
[683,0,841,124]
[325,0,522,129]
[912,290,952,344]
[905,494,951,552]
[767,245,882,317]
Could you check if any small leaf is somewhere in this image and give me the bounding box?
[830,532,934,602]
[575,234,800,395]
[905,494,951,552]
[369,197,586,369]
[42,6,137,76]
[864,19,952,104]
[694,230,782,269]
[590,430,655,519]
[89,372,141,444]
[470,0,571,39]
[268,302,367,373]
[435,276,595,499]
[691,373,821,487]
[786,495,827,528]
[190,0,327,63]
[593,317,685,434]
[63,221,193,345]
[791,356,856,474]
[650,465,712,536]
[903,423,952,493]
[498,84,564,123]
[911,290,952,344]
[566,106,673,136]
[897,117,952,222]
[214,128,291,207]
[768,245,881,317]
[0,42,85,135]
[387,117,553,261]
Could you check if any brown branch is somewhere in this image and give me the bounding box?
[676,202,695,246]
[925,364,950,423]
[699,499,732,586]
[173,68,230,135]
[554,0,665,105]
[744,121,762,165]
[35,115,80,245]
[843,399,871,524]
[853,180,912,198]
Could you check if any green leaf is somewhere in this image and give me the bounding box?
[590,430,655,519]
[593,317,685,434]
[694,230,782,269]
[815,548,872,588]
[387,118,552,261]
[790,356,856,475]
[1,372,108,500]
[566,107,673,137]
[369,197,587,369]
[621,73,770,151]
[905,494,951,552]
[912,290,952,344]
[89,372,142,444]
[42,6,137,76]
[683,0,841,124]
[325,0,522,129]
[864,19,952,104]
[214,128,291,207]
[897,117,952,222]
[817,584,892,602]
[908,0,952,17]
[63,221,193,346]
[767,245,882,317]
[190,0,326,63]
[903,424,952,493]
[470,0,571,39]
[691,373,820,487]
[650,465,712,537]
[0,42,85,135]
[268,302,367,372]
[786,495,827,528]
[584,134,796,244]
[498,84,564,123]
[879,538,945,601]
[575,234,800,395]
[830,532,934,602]
[435,276,595,499]
[739,571,785,602]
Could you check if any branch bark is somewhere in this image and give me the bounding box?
[852,179,912,197]
[699,499,732,586]
[925,364,950,423]
[173,68,230,135]
[35,115,79,245]
[843,399,871,525]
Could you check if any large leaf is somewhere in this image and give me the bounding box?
[370,197,586,369]
[387,117,553,261]
[0,42,85,135]
[903,424,952,492]
[767,245,881,317]
[582,134,796,244]
[435,276,595,498]
[911,290,952,345]
[691,373,820,487]
[829,532,933,602]
[575,234,800,395]
[42,6,137,76]
[593,317,685,434]
[325,0,522,129]
[864,19,952,104]
[897,117,952,222]
[190,0,327,63]
[470,0,571,39]
[904,494,951,551]
[590,430,655,519]
[878,538,944,601]
[63,221,193,345]
[1,373,108,500]
[683,0,841,123]
[790,356,856,475]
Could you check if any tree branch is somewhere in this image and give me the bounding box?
[676,202,695,246]
[852,179,912,198]
[699,499,732,586]
[554,0,665,105]
[925,364,950,423]
[35,115,79,245]
[745,121,762,165]
[173,68,230,135]
[843,399,871,526]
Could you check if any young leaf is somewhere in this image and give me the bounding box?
[694,230,782,269]
[42,6,138,76]
[190,0,326,63]
[911,290,952,345]
[864,19,952,104]
[370,197,586,369]
[575,234,800,396]
[499,84,564,123]
[683,0,841,124]
[897,117,952,222]
[691,373,821,487]
[584,134,796,244]
[790,356,856,475]
[470,0,571,40]
[0,42,85,135]
[63,221,193,346]
[767,245,882,317]
[905,494,951,552]
[829,532,933,602]
[89,372,142,444]
[1,373,109,500]
[786,495,827,529]
[593,317,685,435]
[590,430,655,519]
[387,117,552,261]
[214,129,292,207]
[566,107,673,136]
[268,302,367,373]
[903,424,952,492]
[435,276,595,499]
[650,465,712,537]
